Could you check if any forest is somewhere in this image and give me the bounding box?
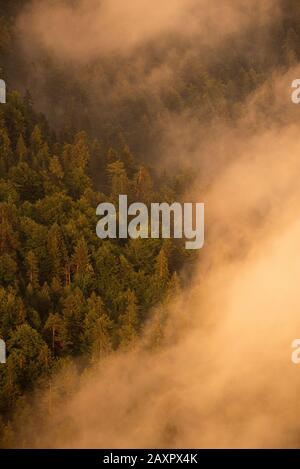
[0,0,300,449]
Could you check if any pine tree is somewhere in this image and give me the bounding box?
[46,224,67,281]
[16,134,27,162]
[83,293,112,360]
[118,290,139,349]
[72,237,90,277]
[62,288,85,354]
[106,160,129,199]
[155,248,169,285]
[0,128,12,176]
[134,165,153,202]
[44,313,66,355]
[30,125,43,166]
[25,250,39,289]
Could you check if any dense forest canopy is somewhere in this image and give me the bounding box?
[0,0,300,448]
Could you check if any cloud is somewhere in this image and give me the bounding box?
[17,0,278,61]
[13,64,300,448]
[12,0,300,449]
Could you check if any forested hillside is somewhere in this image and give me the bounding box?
[0,0,300,449]
[0,81,192,448]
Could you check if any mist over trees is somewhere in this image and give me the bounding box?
[0,0,300,448]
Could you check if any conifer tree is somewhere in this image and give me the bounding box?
[118,290,139,349]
